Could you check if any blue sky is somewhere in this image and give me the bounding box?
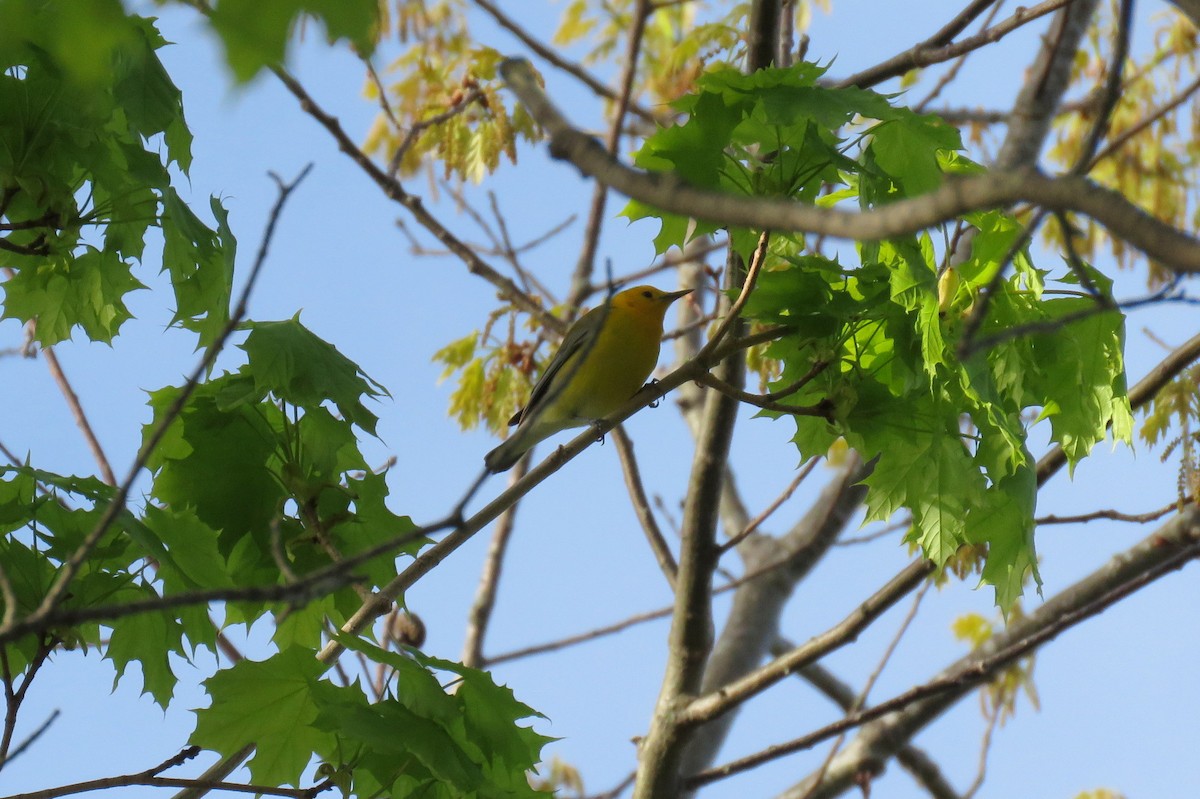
[3,2,1199,798]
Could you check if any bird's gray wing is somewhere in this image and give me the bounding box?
[509,305,602,427]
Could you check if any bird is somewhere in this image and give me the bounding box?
[484,285,692,473]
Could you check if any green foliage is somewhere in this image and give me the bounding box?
[207,0,381,82]
[142,317,414,603]
[2,4,552,794]
[0,464,197,705]
[0,1,236,351]
[951,609,1039,724]
[625,65,1132,607]
[192,643,551,796]
[1139,363,1200,504]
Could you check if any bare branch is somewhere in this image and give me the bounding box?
[759,507,1200,798]
[790,661,964,799]
[677,559,933,730]
[498,57,1200,275]
[268,64,566,334]
[461,459,528,668]
[613,426,679,589]
[1036,501,1179,525]
[39,347,116,486]
[838,0,1073,90]
[569,0,654,304]
[469,0,664,128]
[719,459,816,554]
[1070,0,1133,175]
[485,557,804,667]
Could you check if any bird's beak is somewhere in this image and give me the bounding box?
[663,288,693,304]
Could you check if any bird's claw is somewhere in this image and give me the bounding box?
[646,378,662,408]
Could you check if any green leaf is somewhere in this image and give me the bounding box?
[967,464,1040,608]
[333,635,552,795]
[2,248,145,344]
[209,0,379,82]
[325,470,424,588]
[871,111,962,196]
[1028,303,1131,469]
[105,586,185,708]
[144,381,285,552]
[191,647,333,787]
[850,387,987,566]
[142,505,234,593]
[161,191,237,354]
[239,316,389,435]
[313,700,485,792]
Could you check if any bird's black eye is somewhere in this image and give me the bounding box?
[641,290,653,299]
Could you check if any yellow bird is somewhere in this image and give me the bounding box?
[484,285,692,473]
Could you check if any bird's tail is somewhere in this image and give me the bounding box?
[484,435,528,473]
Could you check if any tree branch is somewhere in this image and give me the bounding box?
[498,57,1200,275]
[612,427,679,589]
[469,0,664,127]
[677,456,872,780]
[677,558,933,730]
[568,0,653,304]
[837,0,1073,90]
[460,458,528,668]
[759,506,1200,798]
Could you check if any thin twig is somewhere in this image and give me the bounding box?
[499,57,1200,275]
[696,230,770,361]
[835,518,910,547]
[1086,72,1200,171]
[470,0,662,126]
[961,703,1001,799]
[800,582,930,798]
[687,510,1200,788]
[40,348,116,485]
[678,560,934,727]
[787,659,964,799]
[1036,501,1179,525]
[1070,0,1133,176]
[5,771,332,799]
[915,0,1007,111]
[612,427,678,589]
[268,63,565,333]
[696,372,833,418]
[567,0,654,305]
[485,552,807,666]
[719,460,817,553]
[838,0,1073,89]
[388,89,486,177]
[460,458,528,668]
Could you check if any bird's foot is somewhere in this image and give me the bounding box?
[645,378,662,408]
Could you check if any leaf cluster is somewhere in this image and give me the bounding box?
[1,4,550,795]
[625,64,1134,607]
[363,1,539,184]
[0,0,241,350]
[191,642,550,797]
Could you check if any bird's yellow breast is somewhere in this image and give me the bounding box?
[539,303,663,426]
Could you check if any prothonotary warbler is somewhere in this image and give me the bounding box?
[484,285,692,473]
